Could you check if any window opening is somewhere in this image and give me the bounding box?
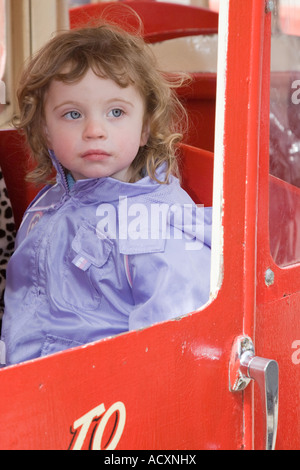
[269,0,300,267]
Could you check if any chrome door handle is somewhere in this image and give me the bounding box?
[229,336,279,450]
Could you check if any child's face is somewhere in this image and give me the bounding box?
[43,69,149,182]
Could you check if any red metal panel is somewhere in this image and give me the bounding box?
[179,143,214,207]
[216,0,269,449]
[178,73,216,151]
[0,304,242,450]
[69,1,218,42]
[255,13,300,451]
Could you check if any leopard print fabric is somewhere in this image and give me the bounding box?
[0,169,15,316]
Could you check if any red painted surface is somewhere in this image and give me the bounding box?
[179,143,213,207]
[0,312,241,450]
[69,1,218,42]
[178,73,216,151]
[0,0,299,450]
[255,19,300,451]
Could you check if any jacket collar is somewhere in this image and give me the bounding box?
[48,150,173,203]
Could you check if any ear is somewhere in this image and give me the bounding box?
[140,119,150,147]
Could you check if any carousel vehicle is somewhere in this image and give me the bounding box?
[0,0,299,450]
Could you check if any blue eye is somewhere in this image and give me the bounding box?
[109,109,124,118]
[64,111,81,120]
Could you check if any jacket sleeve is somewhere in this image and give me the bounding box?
[121,207,212,331]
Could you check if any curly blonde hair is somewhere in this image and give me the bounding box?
[14,22,188,185]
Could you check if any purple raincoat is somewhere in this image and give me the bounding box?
[1,153,212,365]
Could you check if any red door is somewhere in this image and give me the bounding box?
[255,1,300,450]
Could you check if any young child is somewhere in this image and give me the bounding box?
[1,23,212,366]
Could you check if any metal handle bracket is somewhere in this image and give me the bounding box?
[229,336,279,450]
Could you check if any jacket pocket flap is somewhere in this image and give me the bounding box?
[71,224,113,269]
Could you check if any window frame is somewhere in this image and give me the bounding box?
[0,0,69,129]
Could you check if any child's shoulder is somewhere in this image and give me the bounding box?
[145,174,196,206]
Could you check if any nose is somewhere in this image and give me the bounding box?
[83,117,107,140]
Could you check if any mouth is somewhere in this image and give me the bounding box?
[81,150,110,161]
